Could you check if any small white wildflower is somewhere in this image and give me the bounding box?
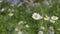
[32,13,43,20]
[51,16,59,20]
[50,20,55,23]
[25,25,29,28]
[1,8,5,12]
[38,31,43,34]
[8,9,14,12]
[10,3,14,6]
[18,21,24,24]
[15,28,18,31]
[40,26,45,30]
[49,26,54,31]
[44,15,50,20]
[49,31,54,34]
[0,0,3,2]
[17,2,23,7]
[32,3,40,7]
[43,0,49,6]
[8,13,14,16]
[18,31,22,34]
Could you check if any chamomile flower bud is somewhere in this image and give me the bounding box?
[8,13,14,16]
[32,13,43,20]
[38,31,43,34]
[50,20,55,23]
[25,25,29,28]
[0,0,3,2]
[49,26,54,31]
[44,15,50,20]
[40,26,45,30]
[8,9,14,12]
[43,0,49,6]
[18,21,24,25]
[51,16,59,20]
[1,8,5,12]
[15,28,18,31]
[18,31,22,34]
[49,31,54,34]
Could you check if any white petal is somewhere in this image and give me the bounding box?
[18,31,22,34]
[38,31,43,34]
[8,13,14,16]
[50,20,55,23]
[25,25,29,28]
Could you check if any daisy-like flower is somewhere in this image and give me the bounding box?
[49,31,54,34]
[8,9,14,12]
[43,0,49,6]
[38,31,43,34]
[50,20,55,23]
[18,21,24,25]
[15,28,18,31]
[0,0,3,2]
[40,26,45,30]
[1,8,5,12]
[18,31,22,34]
[49,26,54,31]
[44,15,50,20]
[51,16,59,20]
[8,13,14,16]
[25,25,29,28]
[32,13,43,20]
[32,2,40,7]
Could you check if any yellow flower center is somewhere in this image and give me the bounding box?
[53,16,56,20]
[45,15,48,18]
[35,15,38,18]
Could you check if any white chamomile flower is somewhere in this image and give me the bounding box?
[18,31,22,34]
[44,15,50,20]
[1,8,5,12]
[49,26,54,31]
[38,31,43,34]
[50,20,55,23]
[32,13,43,20]
[49,31,54,34]
[51,16,59,20]
[8,9,14,12]
[32,3,40,7]
[0,0,3,2]
[43,0,49,6]
[8,13,14,16]
[25,25,29,28]
[40,26,45,30]
[18,21,24,24]
[15,28,18,31]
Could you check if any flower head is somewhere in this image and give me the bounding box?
[50,20,55,23]
[18,21,24,25]
[32,13,43,20]
[44,15,50,20]
[18,31,22,34]
[25,25,29,28]
[15,28,18,31]
[8,13,14,16]
[51,16,59,20]
[1,8,5,12]
[38,31,43,34]
[40,26,45,30]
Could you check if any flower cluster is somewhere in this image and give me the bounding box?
[15,21,29,34]
[32,13,59,23]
